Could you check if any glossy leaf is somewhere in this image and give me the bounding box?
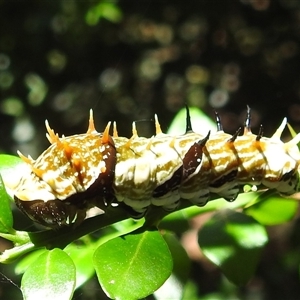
[64,243,95,288]
[154,232,191,300]
[198,209,268,285]
[182,280,200,300]
[0,174,13,232]
[0,154,27,201]
[0,155,24,232]
[0,154,23,172]
[94,229,173,300]
[244,193,298,225]
[15,249,47,275]
[21,248,76,300]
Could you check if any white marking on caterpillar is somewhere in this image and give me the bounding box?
[10,106,300,228]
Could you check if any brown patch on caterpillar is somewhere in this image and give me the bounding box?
[182,132,210,179]
[153,131,211,199]
[14,198,84,228]
[153,167,182,198]
[209,170,238,189]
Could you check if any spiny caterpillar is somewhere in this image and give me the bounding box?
[13,107,300,228]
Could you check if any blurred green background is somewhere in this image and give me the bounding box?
[1,0,300,299]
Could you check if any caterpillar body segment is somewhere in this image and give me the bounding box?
[13,107,300,228]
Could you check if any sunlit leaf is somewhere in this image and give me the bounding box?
[244,193,298,225]
[86,2,122,26]
[198,209,268,285]
[0,174,13,233]
[0,155,28,233]
[64,243,95,288]
[0,154,24,178]
[0,154,26,198]
[154,232,191,300]
[15,249,47,275]
[182,280,200,300]
[94,229,173,300]
[21,249,76,300]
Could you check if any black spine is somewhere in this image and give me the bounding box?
[228,127,242,142]
[256,125,263,141]
[214,110,223,131]
[185,105,193,133]
[244,105,251,132]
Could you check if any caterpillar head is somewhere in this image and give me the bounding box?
[14,111,116,228]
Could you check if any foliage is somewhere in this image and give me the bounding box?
[1,0,300,298]
[0,108,299,300]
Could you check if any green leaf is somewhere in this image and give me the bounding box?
[15,249,47,275]
[64,243,95,288]
[0,154,26,199]
[198,209,268,285]
[0,155,28,234]
[182,280,200,300]
[0,154,23,171]
[21,248,76,300]
[86,2,122,26]
[154,232,191,300]
[94,228,173,300]
[244,193,298,225]
[0,154,24,184]
[162,232,190,283]
[0,174,13,232]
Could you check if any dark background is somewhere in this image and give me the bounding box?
[1,0,300,299]
[0,0,300,156]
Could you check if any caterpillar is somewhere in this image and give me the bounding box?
[13,107,300,228]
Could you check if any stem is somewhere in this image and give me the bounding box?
[0,242,36,264]
[0,230,31,245]
[29,206,129,249]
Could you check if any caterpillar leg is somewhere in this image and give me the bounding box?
[163,199,180,211]
[209,170,239,201]
[119,202,148,219]
[187,189,210,206]
[216,184,240,201]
